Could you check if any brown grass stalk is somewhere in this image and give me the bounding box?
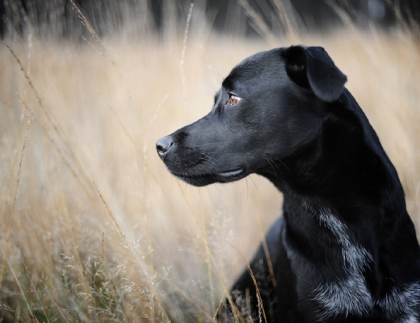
[90,178,171,322]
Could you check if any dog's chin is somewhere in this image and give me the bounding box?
[170,168,247,187]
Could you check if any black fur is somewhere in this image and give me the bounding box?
[156,45,420,322]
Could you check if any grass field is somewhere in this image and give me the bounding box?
[0,21,420,322]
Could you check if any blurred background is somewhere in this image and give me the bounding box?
[0,0,419,322]
[1,0,420,38]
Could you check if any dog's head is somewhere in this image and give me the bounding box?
[156,45,347,186]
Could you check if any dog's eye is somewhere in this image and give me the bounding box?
[228,94,241,106]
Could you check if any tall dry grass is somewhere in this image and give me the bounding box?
[0,21,419,323]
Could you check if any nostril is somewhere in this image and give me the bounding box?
[156,143,170,155]
[156,136,174,158]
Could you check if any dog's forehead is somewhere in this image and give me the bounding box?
[222,48,285,90]
[235,48,284,74]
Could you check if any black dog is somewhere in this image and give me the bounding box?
[156,45,420,322]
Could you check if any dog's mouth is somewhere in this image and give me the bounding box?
[218,168,244,178]
[170,167,246,186]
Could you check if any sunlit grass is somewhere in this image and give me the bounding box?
[0,28,419,321]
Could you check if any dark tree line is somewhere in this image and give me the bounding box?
[0,0,418,39]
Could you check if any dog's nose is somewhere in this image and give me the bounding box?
[156,136,174,159]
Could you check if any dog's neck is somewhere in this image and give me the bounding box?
[264,91,408,228]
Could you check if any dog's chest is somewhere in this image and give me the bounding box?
[313,210,374,319]
[289,206,420,322]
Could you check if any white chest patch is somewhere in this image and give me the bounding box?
[313,210,373,319]
[318,211,372,273]
[313,274,373,319]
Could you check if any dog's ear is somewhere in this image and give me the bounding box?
[282,45,347,102]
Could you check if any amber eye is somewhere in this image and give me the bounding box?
[228,94,241,106]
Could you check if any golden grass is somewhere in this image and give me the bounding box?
[0,29,419,322]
